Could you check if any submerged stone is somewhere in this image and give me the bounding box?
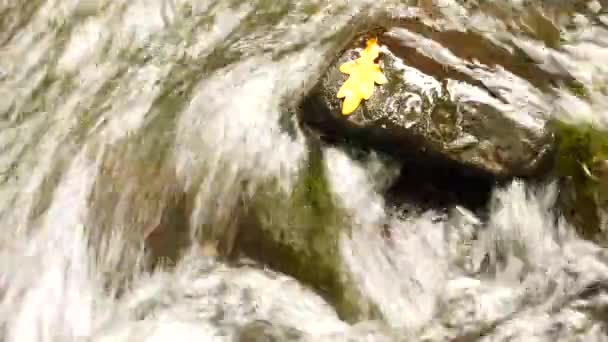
[301,30,556,179]
[233,138,379,323]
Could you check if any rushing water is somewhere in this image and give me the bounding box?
[2,0,608,341]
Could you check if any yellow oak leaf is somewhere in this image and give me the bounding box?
[336,38,387,115]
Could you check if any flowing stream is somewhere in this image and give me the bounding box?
[2,0,608,341]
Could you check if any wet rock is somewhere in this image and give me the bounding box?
[86,142,189,273]
[232,138,380,323]
[553,121,608,244]
[301,32,555,179]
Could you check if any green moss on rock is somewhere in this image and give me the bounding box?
[234,139,379,322]
[553,120,608,242]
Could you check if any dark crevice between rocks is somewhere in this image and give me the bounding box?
[385,160,495,219]
[298,101,495,216]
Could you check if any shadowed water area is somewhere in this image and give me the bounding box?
[2,0,608,341]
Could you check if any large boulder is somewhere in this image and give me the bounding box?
[301,29,556,179]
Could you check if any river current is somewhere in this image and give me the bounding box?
[2,0,608,341]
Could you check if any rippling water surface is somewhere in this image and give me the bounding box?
[2,0,608,341]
